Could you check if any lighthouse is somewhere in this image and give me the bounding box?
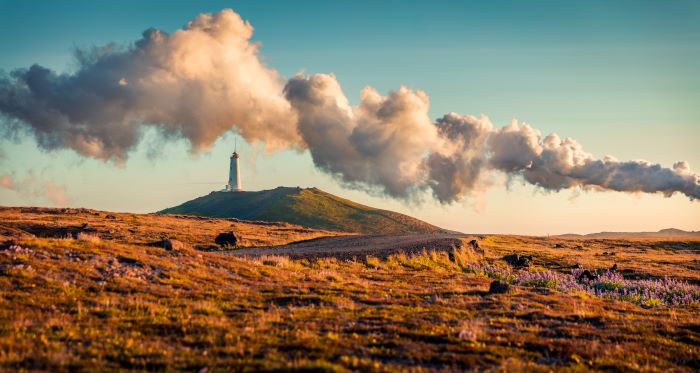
[226,147,242,192]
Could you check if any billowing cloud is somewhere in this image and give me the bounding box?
[284,73,700,202]
[1,9,698,203]
[285,73,439,198]
[425,113,492,203]
[0,9,300,164]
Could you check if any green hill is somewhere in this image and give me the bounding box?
[159,187,444,234]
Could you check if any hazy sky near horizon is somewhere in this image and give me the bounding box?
[1,0,699,234]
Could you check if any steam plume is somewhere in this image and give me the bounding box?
[0,9,299,163]
[1,9,698,202]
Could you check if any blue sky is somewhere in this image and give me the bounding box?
[1,0,699,234]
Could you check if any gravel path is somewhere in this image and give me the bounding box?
[226,233,467,260]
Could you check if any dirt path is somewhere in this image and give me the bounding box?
[226,233,468,260]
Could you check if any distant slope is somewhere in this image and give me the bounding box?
[159,187,445,234]
[557,228,700,239]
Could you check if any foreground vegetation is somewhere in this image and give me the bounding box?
[0,207,699,371]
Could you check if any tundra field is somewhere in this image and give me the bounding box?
[0,207,699,371]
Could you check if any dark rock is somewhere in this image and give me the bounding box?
[195,245,221,252]
[610,263,618,272]
[503,254,518,265]
[215,232,240,247]
[503,253,532,268]
[468,239,484,254]
[553,243,565,248]
[489,280,510,294]
[518,256,532,267]
[578,270,597,282]
[105,214,117,220]
[151,239,186,251]
[116,255,140,266]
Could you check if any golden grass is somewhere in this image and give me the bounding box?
[481,234,700,283]
[0,207,698,371]
[0,206,345,249]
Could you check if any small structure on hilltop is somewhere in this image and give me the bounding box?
[225,139,242,192]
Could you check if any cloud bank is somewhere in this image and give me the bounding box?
[1,9,698,202]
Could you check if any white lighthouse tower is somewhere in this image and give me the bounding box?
[225,140,242,192]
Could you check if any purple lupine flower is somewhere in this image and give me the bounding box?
[461,260,700,307]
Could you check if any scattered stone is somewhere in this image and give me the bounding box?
[116,255,140,266]
[468,239,485,254]
[151,239,186,251]
[489,280,510,294]
[503,253,532,268]
[578,270,597,282]
[215,232,240,247]
[553,243,565,248]
[519,256,532,267]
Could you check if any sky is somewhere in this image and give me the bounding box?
[0,0,699,234]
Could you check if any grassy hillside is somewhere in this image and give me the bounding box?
[159,187,444,234]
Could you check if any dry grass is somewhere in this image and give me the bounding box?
[0,206,345,249]
[482,235,700,283]
[0,207,698,371]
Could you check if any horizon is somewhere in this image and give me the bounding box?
[1,0,699,234]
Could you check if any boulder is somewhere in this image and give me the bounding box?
[519,256,532,267]
[502,253,532,268]
[151,239,186,251]
[215,232,239,247]
[577,270,597,282]
[488,280,510,294]
[502,254,518,265]
[468,239,484,254]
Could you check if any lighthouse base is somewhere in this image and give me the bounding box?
[225,184,243,192]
